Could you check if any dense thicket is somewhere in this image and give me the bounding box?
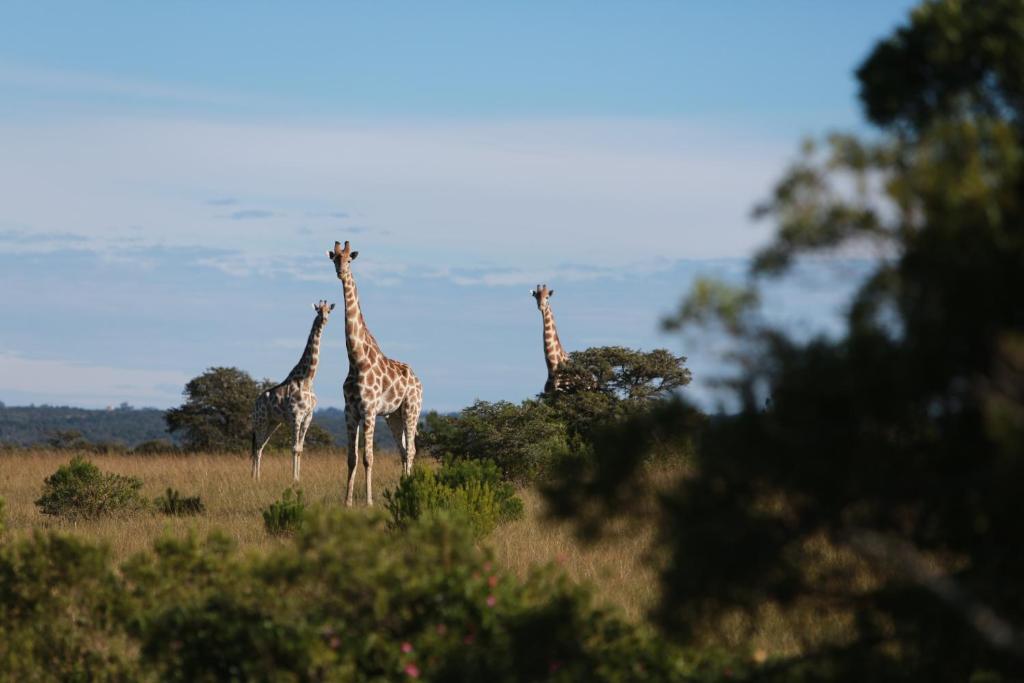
[547,1,1024,679]
[0,511,737,682]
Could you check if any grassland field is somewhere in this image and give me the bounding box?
[1,448,855,660]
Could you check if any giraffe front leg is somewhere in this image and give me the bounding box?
[294,410,314,483]
[345,411,359,507]
[362,414,376,506]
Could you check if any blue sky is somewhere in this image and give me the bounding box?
[0,2,915,411]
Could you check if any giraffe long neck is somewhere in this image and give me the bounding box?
[286,315,325,385]
[340,269,382,367]
[541,305,569,375]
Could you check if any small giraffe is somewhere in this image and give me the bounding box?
[251,300,335,482]
[531,284,570,394]
[327,240,423,506]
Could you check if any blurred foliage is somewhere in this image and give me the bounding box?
[546,1,1024,680]
[0,403,173,449]
[383,460,524,538]
[35,456,147,520]
[0,510,747,681]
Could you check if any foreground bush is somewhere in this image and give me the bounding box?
[262,488,306,535]
[383,460,524,537]
[0,510,744,681]
[35,456,147,520]
[155,488,205,516]
[421,400,571,483]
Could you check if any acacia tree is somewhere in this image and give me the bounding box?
[547,2,1024,680]
[166,367,333,453]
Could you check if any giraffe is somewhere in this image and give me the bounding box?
[531,284,570,394]
[326,240,423,506]
[251,299,335,482]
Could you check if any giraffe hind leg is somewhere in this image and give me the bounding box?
[385,412,409,475]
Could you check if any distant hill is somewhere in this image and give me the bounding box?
[0,403,396,449]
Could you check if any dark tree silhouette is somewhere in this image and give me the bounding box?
[546,2,1024,679]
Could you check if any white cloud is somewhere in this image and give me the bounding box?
[0,351,189,407]
[0,116,790,274]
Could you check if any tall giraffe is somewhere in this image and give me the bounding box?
[531,284,570,394]
[252,300,335,482]
[327,240,423,506]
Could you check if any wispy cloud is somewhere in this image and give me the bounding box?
[206,197,237,206]
[227,209,275,220]
[0,62,239,105]
[0,350,189,408]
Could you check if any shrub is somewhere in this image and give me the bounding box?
[132,439,178,455]
[383,461,524,537]
[262,488,306,535]
[0,510,747,681]
[155,488,205,516]
[35,456,147,520]
[421,400,572,483]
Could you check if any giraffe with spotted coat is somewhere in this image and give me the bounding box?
[327,240,423,506]
[531,284,570,395]
[251,299,334,482]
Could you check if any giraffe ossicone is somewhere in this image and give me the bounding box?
[251,299,334,483]
[328,240,423,506]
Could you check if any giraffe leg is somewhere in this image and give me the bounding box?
[294,409,314,483]
[252,423,279,481]
[362,413,377,506]
[385,412,408,476]
[403,401,420,477]
[345,408,359,507]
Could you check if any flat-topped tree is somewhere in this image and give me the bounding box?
[327,240,423,506]
[251,300,334,482]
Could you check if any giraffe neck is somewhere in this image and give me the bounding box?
[541,305,569,375]
[286,315,326,386]
[340,268,383,368]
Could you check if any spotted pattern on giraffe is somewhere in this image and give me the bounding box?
[251,299,335,483]
[531,284,570,395]
[328,240,423,506]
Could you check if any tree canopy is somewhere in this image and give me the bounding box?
[547,1,1024,679]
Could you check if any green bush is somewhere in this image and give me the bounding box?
[1,510,747,681]
[383,461,524,538]
[421,400,572,483]
[35,456,147,520]
[155,488,205,516]
[132,439,178,455]
[262,488,306,535]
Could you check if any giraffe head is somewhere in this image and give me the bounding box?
[326,240,359,279]
[312,299,336,321]
[530,284,555,311]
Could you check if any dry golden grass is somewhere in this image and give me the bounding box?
[1,449,866,659]
[0,449,667,622]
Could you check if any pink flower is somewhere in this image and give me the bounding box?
[329,636,341,650]
[483,561,493,572]
[401,641,414,654]
[435,623,447,635]
[404,663,420,678]
[487,574,498,588]
[486,594,497,608]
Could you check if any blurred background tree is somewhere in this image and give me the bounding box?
[547,1,1024,679]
